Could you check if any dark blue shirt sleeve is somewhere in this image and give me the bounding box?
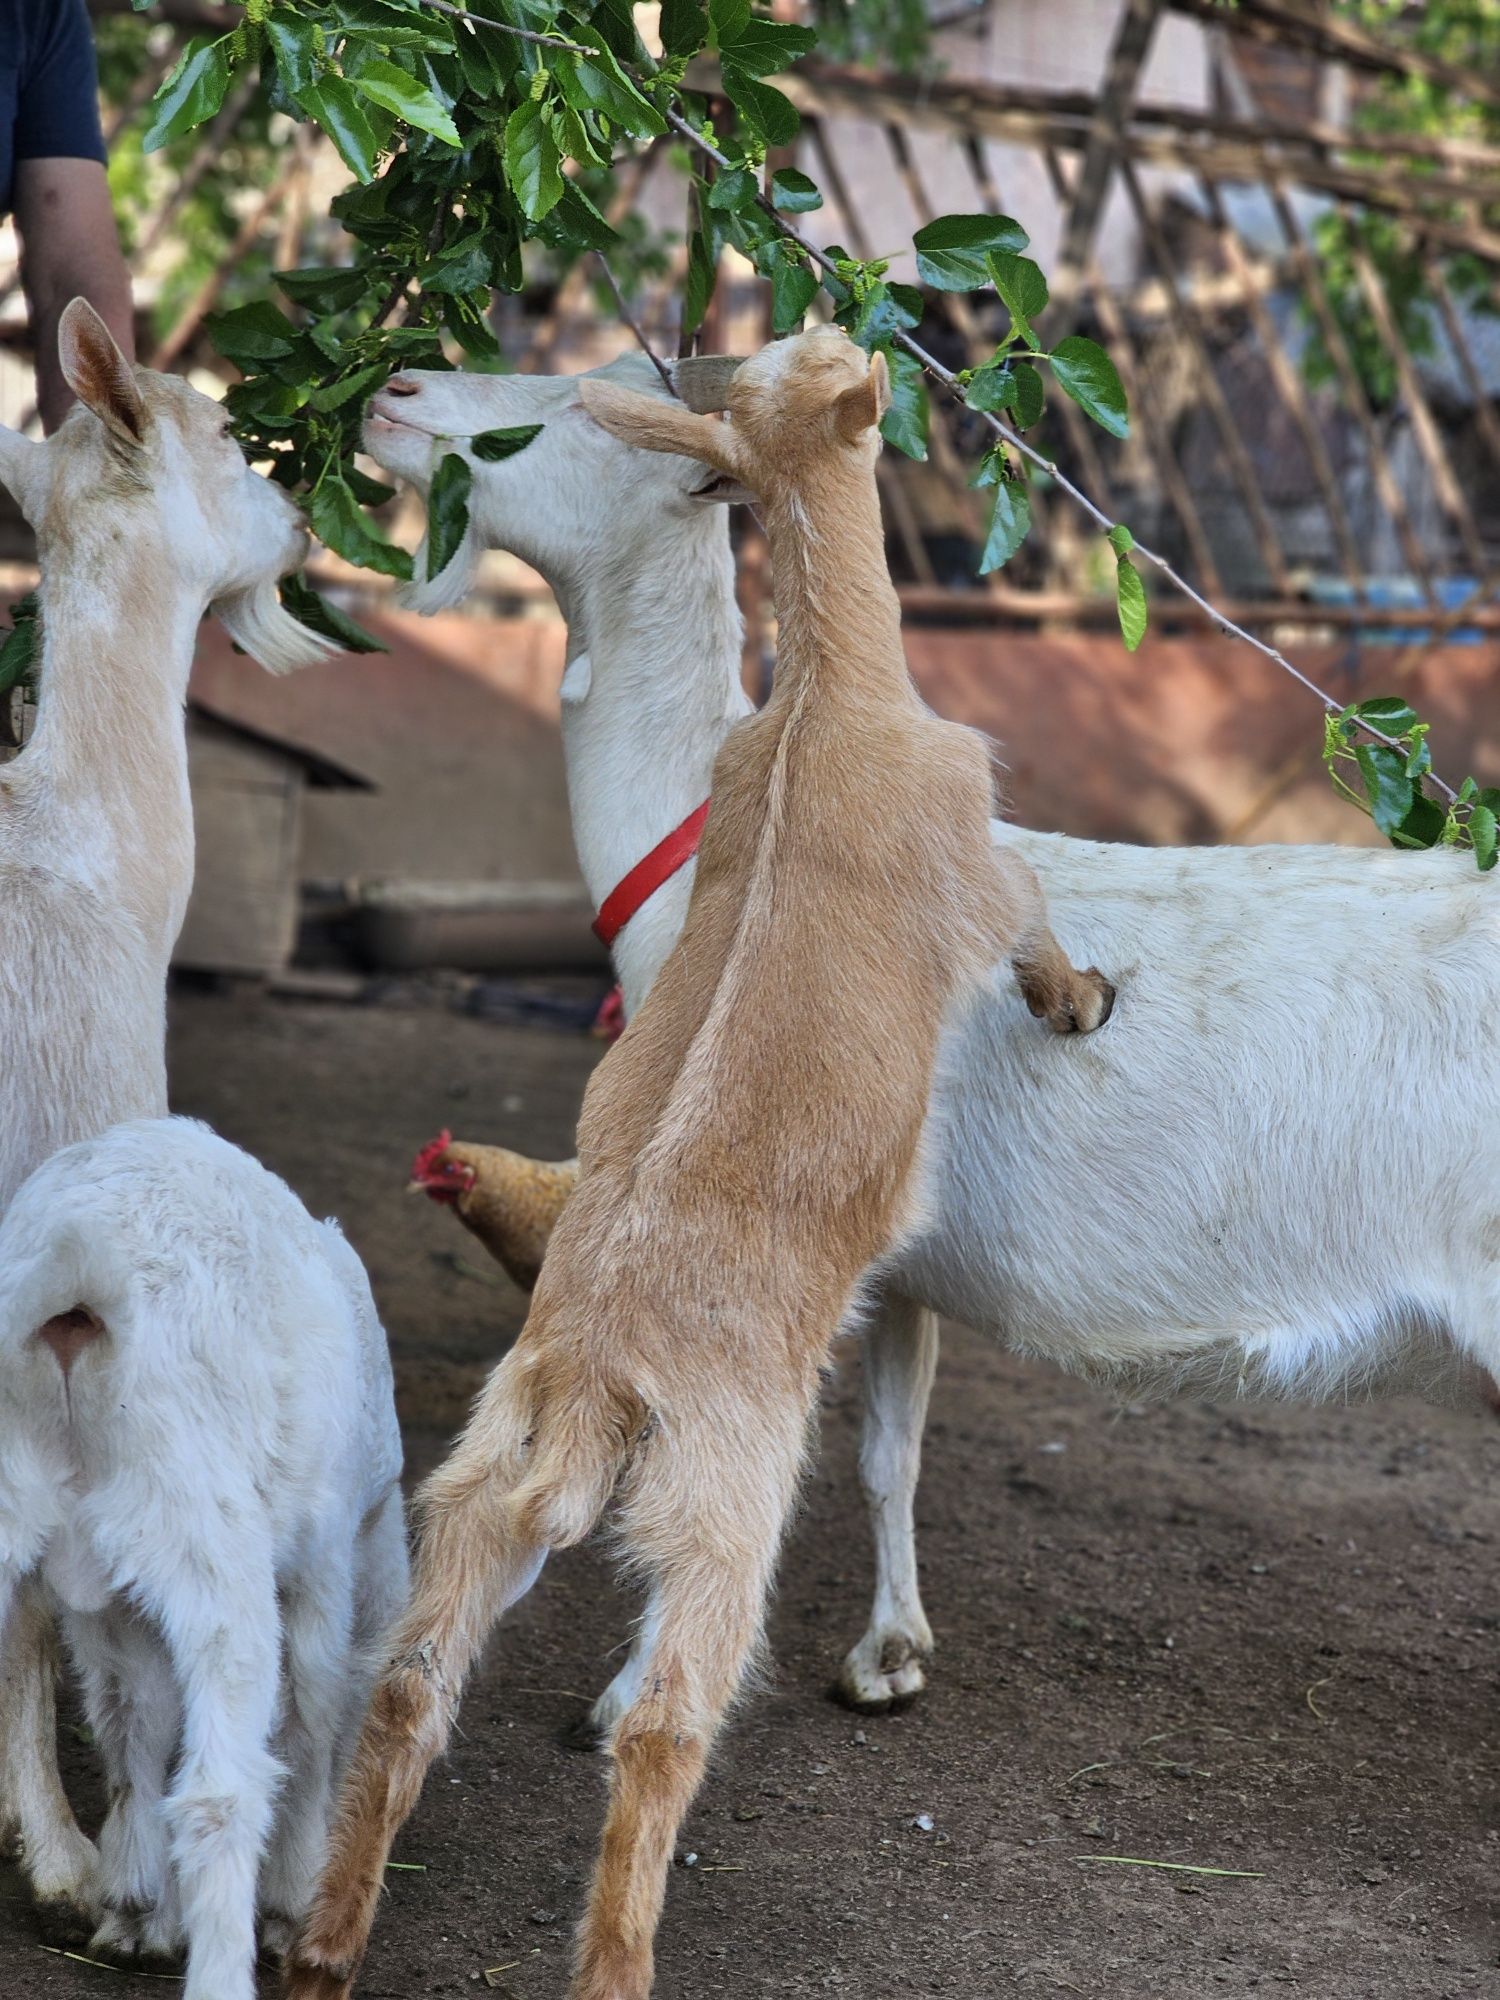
[14,0,106,168]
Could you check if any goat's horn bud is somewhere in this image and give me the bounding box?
[672,356,745,413]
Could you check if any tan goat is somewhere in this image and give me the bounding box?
[284,326,1111,2000]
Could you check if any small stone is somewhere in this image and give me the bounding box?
[913,1813,935,1833]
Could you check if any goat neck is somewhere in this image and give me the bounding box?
[556,520,749,1014]
[758,456,908,720]
[18,542,199,958]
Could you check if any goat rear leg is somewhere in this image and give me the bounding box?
[69,1608,183,1968]
[994,848,1114,1034]
[259,1560,357,1965]
[154,1562,284,2000]
[837,1292,938,1713]
[574,1443,802,2000]
[283,1452,548,2000]
[0,1577,99,1937]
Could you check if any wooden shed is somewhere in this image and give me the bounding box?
[176,701,373,979]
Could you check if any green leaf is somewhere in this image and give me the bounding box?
[987,251,1048,347]
[880,349,928,462]
[296,77,380,183]
[279,573,389,654]
[350,57,462,147]
[715,15,817,76]
[308,470,414,580]
[505,99,563,220]
[708,167,758,211]
[470,423,543,462]
[1115,556,1148,653]
[420,233,492,295]
[912,212,1028,292]
[1350,696,1419,738]
[556,47,666,137]
[276,265,372,314]
[660,0,709,56]
[142,36,232,152]
[965,356,1042,429]
[720,64,799,147]
[0,592,40,695]
[329,0,454,52]
[1354,743,1415,837]
[970,443,1005,489]
[757,239,816,335]
[771,168,822,213]
[1010,360,1044,429]
[1470,804,1499,871]
[980,478,1031,573]
[309,362,390,412]
[965,361,1013,414]
[425,451,472,579]
[682,226,717,340]
[266,17,322,96]
[206,300,302,367]
[1107,522,1134,556]
[547,181,619,252]
[1397,790,1446,849]
[1049,335,1129,440]
[839,280,920,354]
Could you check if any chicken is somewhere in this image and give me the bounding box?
[408,1130,578,1292]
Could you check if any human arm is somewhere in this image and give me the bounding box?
[13,0,133,432]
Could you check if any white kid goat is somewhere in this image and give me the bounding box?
[0,1116,407,2000]
[366,356,1500,1722]
[0,300,336,1923]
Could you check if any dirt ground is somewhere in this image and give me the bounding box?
[5,984,1500,2000]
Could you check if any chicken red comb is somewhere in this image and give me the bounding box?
[410,1129,455,1181]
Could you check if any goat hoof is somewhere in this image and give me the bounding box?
[832,1629,931,1713]
[33,1891,98,1948]
[260,1910,301,1966]
[1048,968,1115,1036]
[559,1708,608,1754]
[88,1903,183,1970]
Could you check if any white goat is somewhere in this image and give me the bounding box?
[365,356,1500,1723]
[0,1116,407,2000]
[0,300,335,1920]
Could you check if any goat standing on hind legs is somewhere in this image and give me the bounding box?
[285,326,1111,2000]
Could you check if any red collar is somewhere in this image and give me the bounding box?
[593,800,711,947]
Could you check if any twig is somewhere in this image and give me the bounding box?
[399,0,1453,791]
[594,253,679,397]
[38,1945,181,1979]
[1073,1855,1265,1878]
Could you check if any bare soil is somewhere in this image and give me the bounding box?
[5,985,1499,2000]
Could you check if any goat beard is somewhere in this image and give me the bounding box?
[398,517,482,616]
[213,577,338,676]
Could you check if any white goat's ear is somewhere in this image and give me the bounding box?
[689,466,756,507]
[577,379,749,482]
[672,355,746,414]
[834,349,891,443]
[58,298,146,447]
[0,424,45,516]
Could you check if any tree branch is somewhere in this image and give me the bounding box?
[594,253,678,396]
[402,0,1453,789]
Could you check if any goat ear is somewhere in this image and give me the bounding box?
[577,379,747,481]
[671,355,746,414]
[833,350,892,443]
[0,424,44,516]
[58,298,146,447]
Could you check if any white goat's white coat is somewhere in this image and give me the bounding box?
[0,302,336,1914]
[364,354,1500,1714]
[0,1117,407,2000]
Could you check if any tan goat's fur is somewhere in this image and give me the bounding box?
[284,327,1110,2000]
